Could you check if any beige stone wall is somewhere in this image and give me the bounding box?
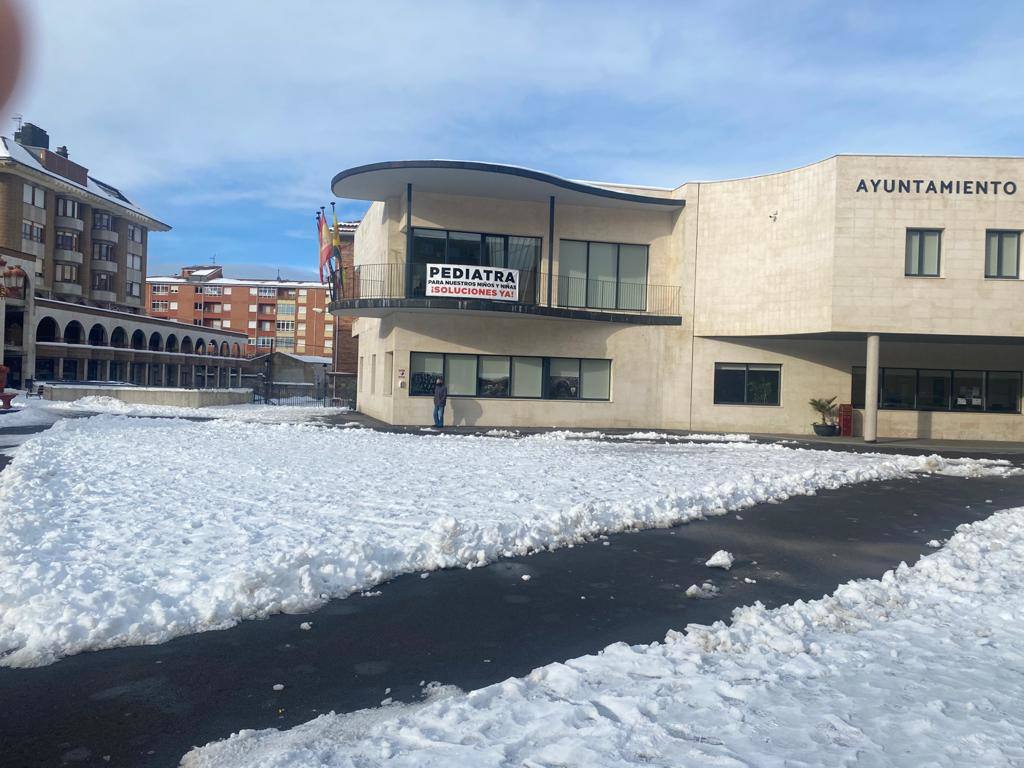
[832,155,1024,336]
[356,312,690,429]
[690,158,837,337]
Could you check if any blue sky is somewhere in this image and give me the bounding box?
[6,0,1024,279]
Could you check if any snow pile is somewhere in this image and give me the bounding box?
[0,416,1016,667]
[527,430,751,443]
[0,395,62,429]
[184,508,1024,767]
[49,395,346,423]
[704,549,734,569]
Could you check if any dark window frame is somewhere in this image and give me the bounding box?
[713,362,782,406]
[93,212,114,231]
[409,227,542,303]
[905,228,943,277]
[56,197,79,219]
[985,229,1021,279]
[559,239,651,312]
[408,351,611,401]
[851,366,1022,414]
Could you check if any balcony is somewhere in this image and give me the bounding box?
[54,248,83,265]
[54,281,82,296]
[55,215,84,232]
[92,228,119,245]
[328,263,682,325]
[92,258,118,273]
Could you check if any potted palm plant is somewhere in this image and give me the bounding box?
[809,396,840,436]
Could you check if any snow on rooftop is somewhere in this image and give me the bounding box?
[0,136,168,228]
[148,275,327,288]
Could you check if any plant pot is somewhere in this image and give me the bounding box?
[813,423,840,437]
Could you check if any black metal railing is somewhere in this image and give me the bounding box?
[328,263,681,316]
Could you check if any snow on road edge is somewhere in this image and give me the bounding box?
[184,507,1024,767]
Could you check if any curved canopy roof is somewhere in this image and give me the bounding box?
[331,160,685,210]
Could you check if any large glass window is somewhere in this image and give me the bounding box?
[917,370,951,410]
[23,183,45,208]
[580,359,612,400]
[410,352,444,396]
[409,353,610,401]
[93,212,113,231]
[409,228,541,300]
[559,240,650,311]
[478,356,510,397]
[985,230,1020,279]
[92,242,116,262]
[880,368,916,409]
[713,363,781,406]
[21,220,44,243]
[511,356,543,398]
[952,371,985,411]
[905,229,941,277]
[55,229,79,251]
[56,197,79,218]
[547,358,581,400]
[92,271,113,291]
[55,263,79,282]
[445,354,478,396]
[987,372,1022,413]
[853,366,1020,413]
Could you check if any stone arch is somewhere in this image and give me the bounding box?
[88,323,107,346]
[148,331,163,351]
[219,341,230,356]
[194,338,206,355]
[180,336,194,354]
[110,326,128,348]
[36,316,60,343]
[130,329,147,350]
[165,333,179,353]
[231,342,241,357]
[63,320,86,344]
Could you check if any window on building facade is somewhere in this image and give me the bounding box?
[248,304,257,312]
[258,304,275,314]
[127,282,141,297]
[92,242,116,262]
[558,240,649,310]
[170,301,178,310]
[23,183,45,208]
[905,229,942,276]
[93,212,113,231]
[276,320,295,331]
[55,262,79,282]
[277,303,295,315]
[127,224,144,244]
[202,286,222,295]
[259,320,272,331]
[92,271,113,291]
[256,337,274,348]
[985,230,1020,279]
[713,363,782,406]
[21,220,45,243]
[56,197,79,218]
[152,284,170,294]
[194,302,204,311]
[152,301,170,311]
[853,367,1021,413]
[257,287,277,297]
[409,352,610,400]
[410,228,542,300]
[127,254,143,270]
[276,337,295,349]
[55,230,80,251]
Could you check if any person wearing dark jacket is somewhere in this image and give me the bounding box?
[432,377,448,428]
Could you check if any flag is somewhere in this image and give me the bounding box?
[318,209,332,283]
[331,206,344,292]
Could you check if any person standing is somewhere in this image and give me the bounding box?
[432,376,448,428]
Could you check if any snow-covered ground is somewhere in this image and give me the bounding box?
[0,415,1014,668]
[48,395,349,423]
[184,506,1024,768]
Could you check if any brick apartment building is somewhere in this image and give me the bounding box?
[145,227,357,375]
[0,122,247,388]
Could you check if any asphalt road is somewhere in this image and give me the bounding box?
[1,464,1022,767]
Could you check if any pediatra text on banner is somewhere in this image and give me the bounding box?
[425,264,519,301]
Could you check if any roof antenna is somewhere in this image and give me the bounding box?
[11,114,22,134]
[211,253,217,265]
[276,268,282,281]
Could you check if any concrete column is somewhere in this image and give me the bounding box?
[864,334,880,443]
[0,297,6,365]
[57,357,64,380]
[160,363,167,388]
[23,289,36,381]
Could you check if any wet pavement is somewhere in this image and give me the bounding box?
[1,463,1022,767]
